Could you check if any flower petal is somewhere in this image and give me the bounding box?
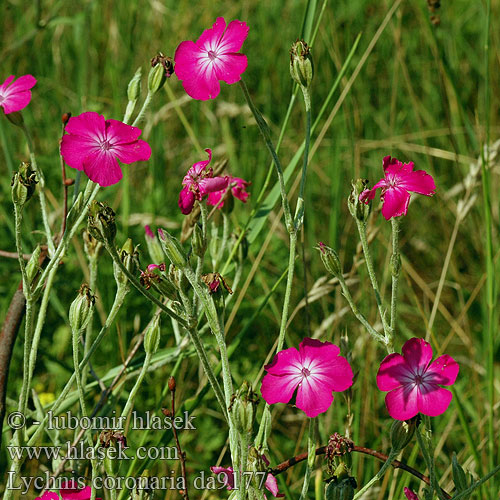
[197,17,227,51]
[112,139,151,164]
[213,53,248,85]
[377,353,412,391]
[207,190,224,207]
[217,20,249,53]
[402,338,433,375]
[0,75,15,93]
[385,384,419,420]
[399,169,436,196]
[198,176,229,195]
[404,487,420,500]
[180,69,221,100]
[295,374,334,417]
[260,371,301,406]
[299,338,339,366]
[82,149,123,187]
[417,385,453,417]
[1,74,36,94]
[1,90,34,114]
[426,355,459,385]
[210,466,235,490]
[65,112,106,142]
[60,134,99,171]
[106,119,142,144]
[265,472,284,497]
[264,346,302,376]
[381,186,411,220]
[35,493,60,500]
[178,187,195,215]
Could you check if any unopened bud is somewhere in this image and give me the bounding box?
[6,111,24,127]
[144,315,160,355]
[151,52,174,78]
[62,112,72,126]
[114,238,140,286]
[192,223,207,258]
[69,284,95,333]
[390,418,416,453]
[144,225,164,264]
[325,476,357,500]
[26,245,41,285]
[158,228,188,268]
[148,63,166,94]
[229,381,259,435]
[290,40,313,89]
[88,200,116,244]
[348,179,371,223]
[11,162,37,206]
[168,376,176,391]
[127,67,142,102]
[316,242,342,278]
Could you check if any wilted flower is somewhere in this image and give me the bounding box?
[174,17,249,100]
[377,338,459,420]
[178,149,228,214]
[261,338,353,418]
[0,74,36,114]
[60,112,151,187]
[207,175,250,208]
[403,487,420,500]
[359,156,436,220]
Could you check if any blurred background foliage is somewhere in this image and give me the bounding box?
[0,0,499,498]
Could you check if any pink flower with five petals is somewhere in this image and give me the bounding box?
[60,111,151,187]
[359,156,436,220]
[174,17,249,100]
[0,74,37,114]
[207,175,250,208]
[178,148,228,214]
[377,338,459,420]
[261,338,353,418]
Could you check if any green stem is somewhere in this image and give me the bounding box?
[452,464,500,500]
[21,123,55,256]
[299,417,316,500]
[237,432,250,500]
[389,217,401,351]
[120,351,153,420]
[82,256,98,389]
[131,91,153,127]
[355,219,391,349]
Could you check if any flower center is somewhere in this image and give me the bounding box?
[301,367,311,377]
[207,50,218,61]
[387,174,399,188]
[0,94,4,104]
[100,140,112,151]
[414,374,424,385]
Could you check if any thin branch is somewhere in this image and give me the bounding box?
[270,444,451,499]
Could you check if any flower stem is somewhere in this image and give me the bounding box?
[299,417,316,500]
[389,217,401,350]
[120,351,153,420]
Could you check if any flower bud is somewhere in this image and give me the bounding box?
[148,63,166,94]
[114,238,140,286]
[229,381,259,435]
[168,376,176,391]
[316,242,342,278]
[26,245,41,285]
[158,228,188,268]
[451,453,468,493]
[151,52,174,78]
[6,111,24,127]
[69,284,95,333]
[290,40,313,89]
[390,418,416,453]
[83,229,103,259]
[348,179,371,223]
[127,67,142,102]
[144,315,161,355]
[325,476,357,500]
[140,264,178,300]
[88,200,116,244]
[11,162,37,206]
[192,223,207,258]
[144,225,164,264]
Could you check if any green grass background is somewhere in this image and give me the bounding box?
[0,0,499,498]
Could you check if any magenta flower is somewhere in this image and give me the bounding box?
[59,480,101,500]
[178,148,228,214]
[207,175,250,208]
[0,74,36,114]
[211,457,284,498]
[60,111,151,187]
[174,17,249,100]
[261,338,353,418]
[35,493,59,500]
[404,488,419,500]
[359,156,436,220]
[377,338,459,420]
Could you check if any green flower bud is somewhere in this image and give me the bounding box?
[127,67,142,102]
[255,406,272,451]
[113,238,140,287]
[451,453,468,493]
[69,284,95,333]
[26,245,41,285]
[192,223,207,258]
[6,111,24,127]
[390,418,416,453]
[11,162,37,206]
[325,477,357,500]
[144,315,161,355]
[83,229,103,259]
[348,179,371,223]
[158,228,188,268]
[316,242,342,278]
[229,381,259,435]
[290,40,313,89]
[148,63,166,94]
[144,226,164,264]
[88,200,116,244]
